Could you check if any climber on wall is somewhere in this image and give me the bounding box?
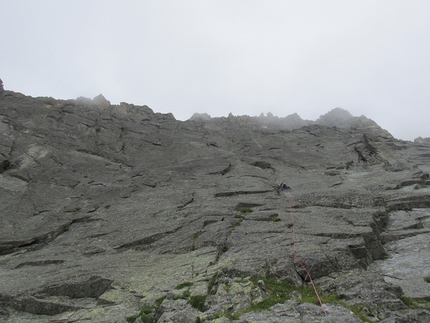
[278,182,291,191]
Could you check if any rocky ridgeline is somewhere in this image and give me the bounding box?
[1,90,430,322]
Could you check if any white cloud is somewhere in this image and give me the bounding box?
[1,0,430,140]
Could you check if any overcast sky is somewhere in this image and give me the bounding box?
[1,1,430,140]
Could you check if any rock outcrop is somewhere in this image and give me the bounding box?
[1,90,430,322]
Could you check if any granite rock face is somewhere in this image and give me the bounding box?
[1,91,430,322]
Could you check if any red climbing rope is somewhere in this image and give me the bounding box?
[285,192,328,316]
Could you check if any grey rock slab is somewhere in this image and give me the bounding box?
[157,299,200,323]
[2,91,430,322]
[380,233,430,299]
[379,310,430,323]
[236,301,366,323]
[386,210,428,231]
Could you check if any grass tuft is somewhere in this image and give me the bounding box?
[397,293,430,310]
[175,281,194,290]
[234,206,254,214]
[188,295,207,311]
[208,272,219,294]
